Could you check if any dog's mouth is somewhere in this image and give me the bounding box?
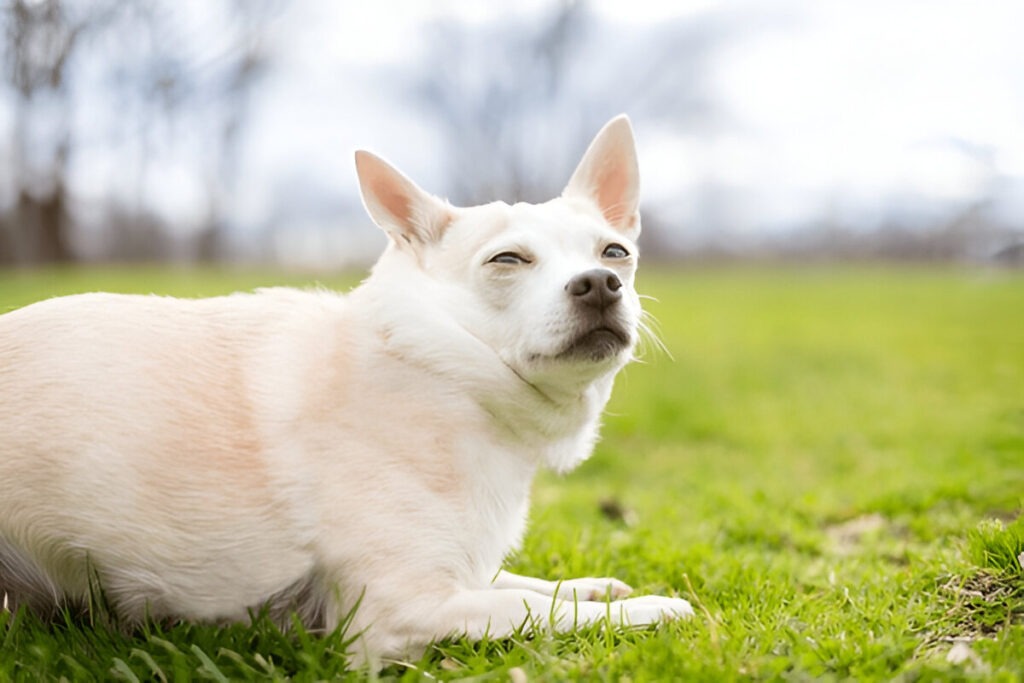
[557,324,632,361]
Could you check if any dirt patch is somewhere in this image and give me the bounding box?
[824,513,888,554]
[913,570,1020,670]
[921,571,1024,653]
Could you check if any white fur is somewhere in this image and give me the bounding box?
[0,116,692,664]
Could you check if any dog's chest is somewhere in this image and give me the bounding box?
[456,437,536,580]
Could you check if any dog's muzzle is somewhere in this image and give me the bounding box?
[558,269,632,361]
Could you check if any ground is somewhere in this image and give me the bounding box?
[0,264,1022,681]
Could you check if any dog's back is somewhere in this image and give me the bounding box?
[0,290,337,620]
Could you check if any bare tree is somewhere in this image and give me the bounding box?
[0,0,124,264]
[195,0,276,262]
[0,0,280,264]
[413,1,725,207]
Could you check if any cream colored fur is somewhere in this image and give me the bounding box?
[0,116,692,664]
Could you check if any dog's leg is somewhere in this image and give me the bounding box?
[341,582,693,664]
[434,587,693,642]
[493,570,633,601]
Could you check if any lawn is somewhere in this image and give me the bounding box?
[1,264,1022,681]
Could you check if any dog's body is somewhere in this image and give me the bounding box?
[0,116,691,661]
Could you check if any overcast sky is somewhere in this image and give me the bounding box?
[32,0,1024,263]
[266,1,1024,237]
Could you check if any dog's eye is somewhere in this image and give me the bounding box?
[602,243,630,259]
[488,252,531,265]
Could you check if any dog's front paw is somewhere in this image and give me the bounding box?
[558,577,633,601]
[611,595,694,625]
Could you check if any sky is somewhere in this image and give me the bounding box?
[698,0,1024,231]
[251,0,1024,262]
[11,0,1024,264]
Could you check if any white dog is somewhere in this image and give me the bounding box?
[0,115,692,662]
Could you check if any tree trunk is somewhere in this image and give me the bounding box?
[15,185,72,264]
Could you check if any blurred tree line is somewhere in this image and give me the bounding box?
[0,1,1019,267]
[0,0,757,266]
[0,0,275,265]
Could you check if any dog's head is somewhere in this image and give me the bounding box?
[355,116,643,392]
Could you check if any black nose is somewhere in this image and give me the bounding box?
[565,269,623,309]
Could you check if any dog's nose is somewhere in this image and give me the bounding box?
[565,269,623,309]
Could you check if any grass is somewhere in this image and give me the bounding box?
[1,263,1022,680]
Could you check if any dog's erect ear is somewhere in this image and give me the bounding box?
[563,115,641,237]
[355,151,454,248]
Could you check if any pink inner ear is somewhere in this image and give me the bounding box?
[372,177,412,227]
[597,162,631,226]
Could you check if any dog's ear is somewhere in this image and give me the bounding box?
[355,151,454,248]
[563,115,641,237]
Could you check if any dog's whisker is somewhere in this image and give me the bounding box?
[633,310,672,362]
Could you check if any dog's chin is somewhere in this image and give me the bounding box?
[555,325,633,363]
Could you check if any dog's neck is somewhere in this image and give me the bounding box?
[469,368,615,473]
[351,265,621,473]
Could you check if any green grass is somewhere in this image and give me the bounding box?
[1,264,1022,680]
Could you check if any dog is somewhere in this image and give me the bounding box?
[0,115,693,663]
